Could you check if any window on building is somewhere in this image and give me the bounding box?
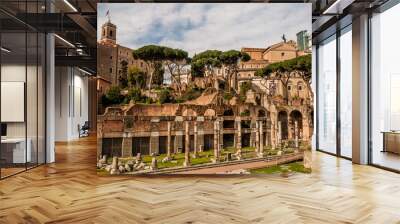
[109,30,113,37]
[281,52,285,57]
[110,68,113,73]
[288,86,291,91]
[110,56,112,59]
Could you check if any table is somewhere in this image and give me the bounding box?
[382,131,400,154]
[1,138,32,164]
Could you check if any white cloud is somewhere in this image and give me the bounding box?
[98,3,311,56]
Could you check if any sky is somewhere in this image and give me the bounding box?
[98,3,311,57]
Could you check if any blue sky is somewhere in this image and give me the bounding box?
[98,3,311,56]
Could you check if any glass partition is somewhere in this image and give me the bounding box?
[339,25,352,158]
[0,1,46,179]
[317,35,337,154]
[370,3,400,171]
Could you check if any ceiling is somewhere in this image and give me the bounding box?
[0,0,97,75]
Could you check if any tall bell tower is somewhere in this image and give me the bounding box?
[101,16,116,44]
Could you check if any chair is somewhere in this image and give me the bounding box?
[79,121,90,138]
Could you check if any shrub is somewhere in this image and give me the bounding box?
[127,87,143,103]
[223,91,233,100]
[158,88,174,104]
[104,86,124,105]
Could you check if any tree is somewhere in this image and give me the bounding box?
[153,61,165,86]
[218,50,250,92]
[163,47,190,96]
[105,86,124,105]
[255,54,311,98]
[118,60,128,88]
[132,45,167,90]
[127,66,146,89]
[190,50,222,89]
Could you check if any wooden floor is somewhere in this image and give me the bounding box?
[1,136,400,223]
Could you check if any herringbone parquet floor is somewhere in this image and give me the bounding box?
[1,136,400,224]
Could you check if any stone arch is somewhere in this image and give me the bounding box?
[182,108,197,116]
[277,111,288,140]
[289,110,303,140]
[223,108,234,116]
[258,109,266,117]
[204,108,216,117]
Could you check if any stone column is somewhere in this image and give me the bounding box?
[197,116,204,152]
[259,121,264,154]
[265,120,269,147]
[235,118,242,150]
[219,118,224,151]
[288,118,293,140]
[303,117,310,141]
[213,119,219,162]
[149,118,160,155]
[270,121,276,149]
[184,121,191,167]
[250,120,256,147]
[295,120,299,148]
[278,121,282,147]
[167,121,172,158]
[255,121,260,154]
[97,136,103,159]
[121,136,133,157]
[175,131,183,153]
[193,121,198,158]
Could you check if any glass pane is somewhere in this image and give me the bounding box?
[339,26,352,158]
[1,31,27,177]
[371,4,400,171]
[317,35,337,154]
[38,33,45,165]
[27,31,38,169]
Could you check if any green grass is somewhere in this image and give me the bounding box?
[250,162,311,174]
[102,145,303,172]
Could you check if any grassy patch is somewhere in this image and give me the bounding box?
[250,162,311,174]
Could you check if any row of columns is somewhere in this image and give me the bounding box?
[119,116,305,160]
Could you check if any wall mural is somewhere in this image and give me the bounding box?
[96,3,313,175]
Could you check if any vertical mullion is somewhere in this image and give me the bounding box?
[25,0,28,171]
[367,11,373,165]
[0,23,2,179]
[336,29,341,157]
[315,45,319,151]
[36,0,39,167]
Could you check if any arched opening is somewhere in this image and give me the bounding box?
[258,110,266,117]
[289,110,303,140]
[278,111,288,140]
[204,108,216,117]
[182,108,197,116]
[223,108,234,116]
[255,95,261,105]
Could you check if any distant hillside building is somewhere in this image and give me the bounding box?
[237,40,310,80]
